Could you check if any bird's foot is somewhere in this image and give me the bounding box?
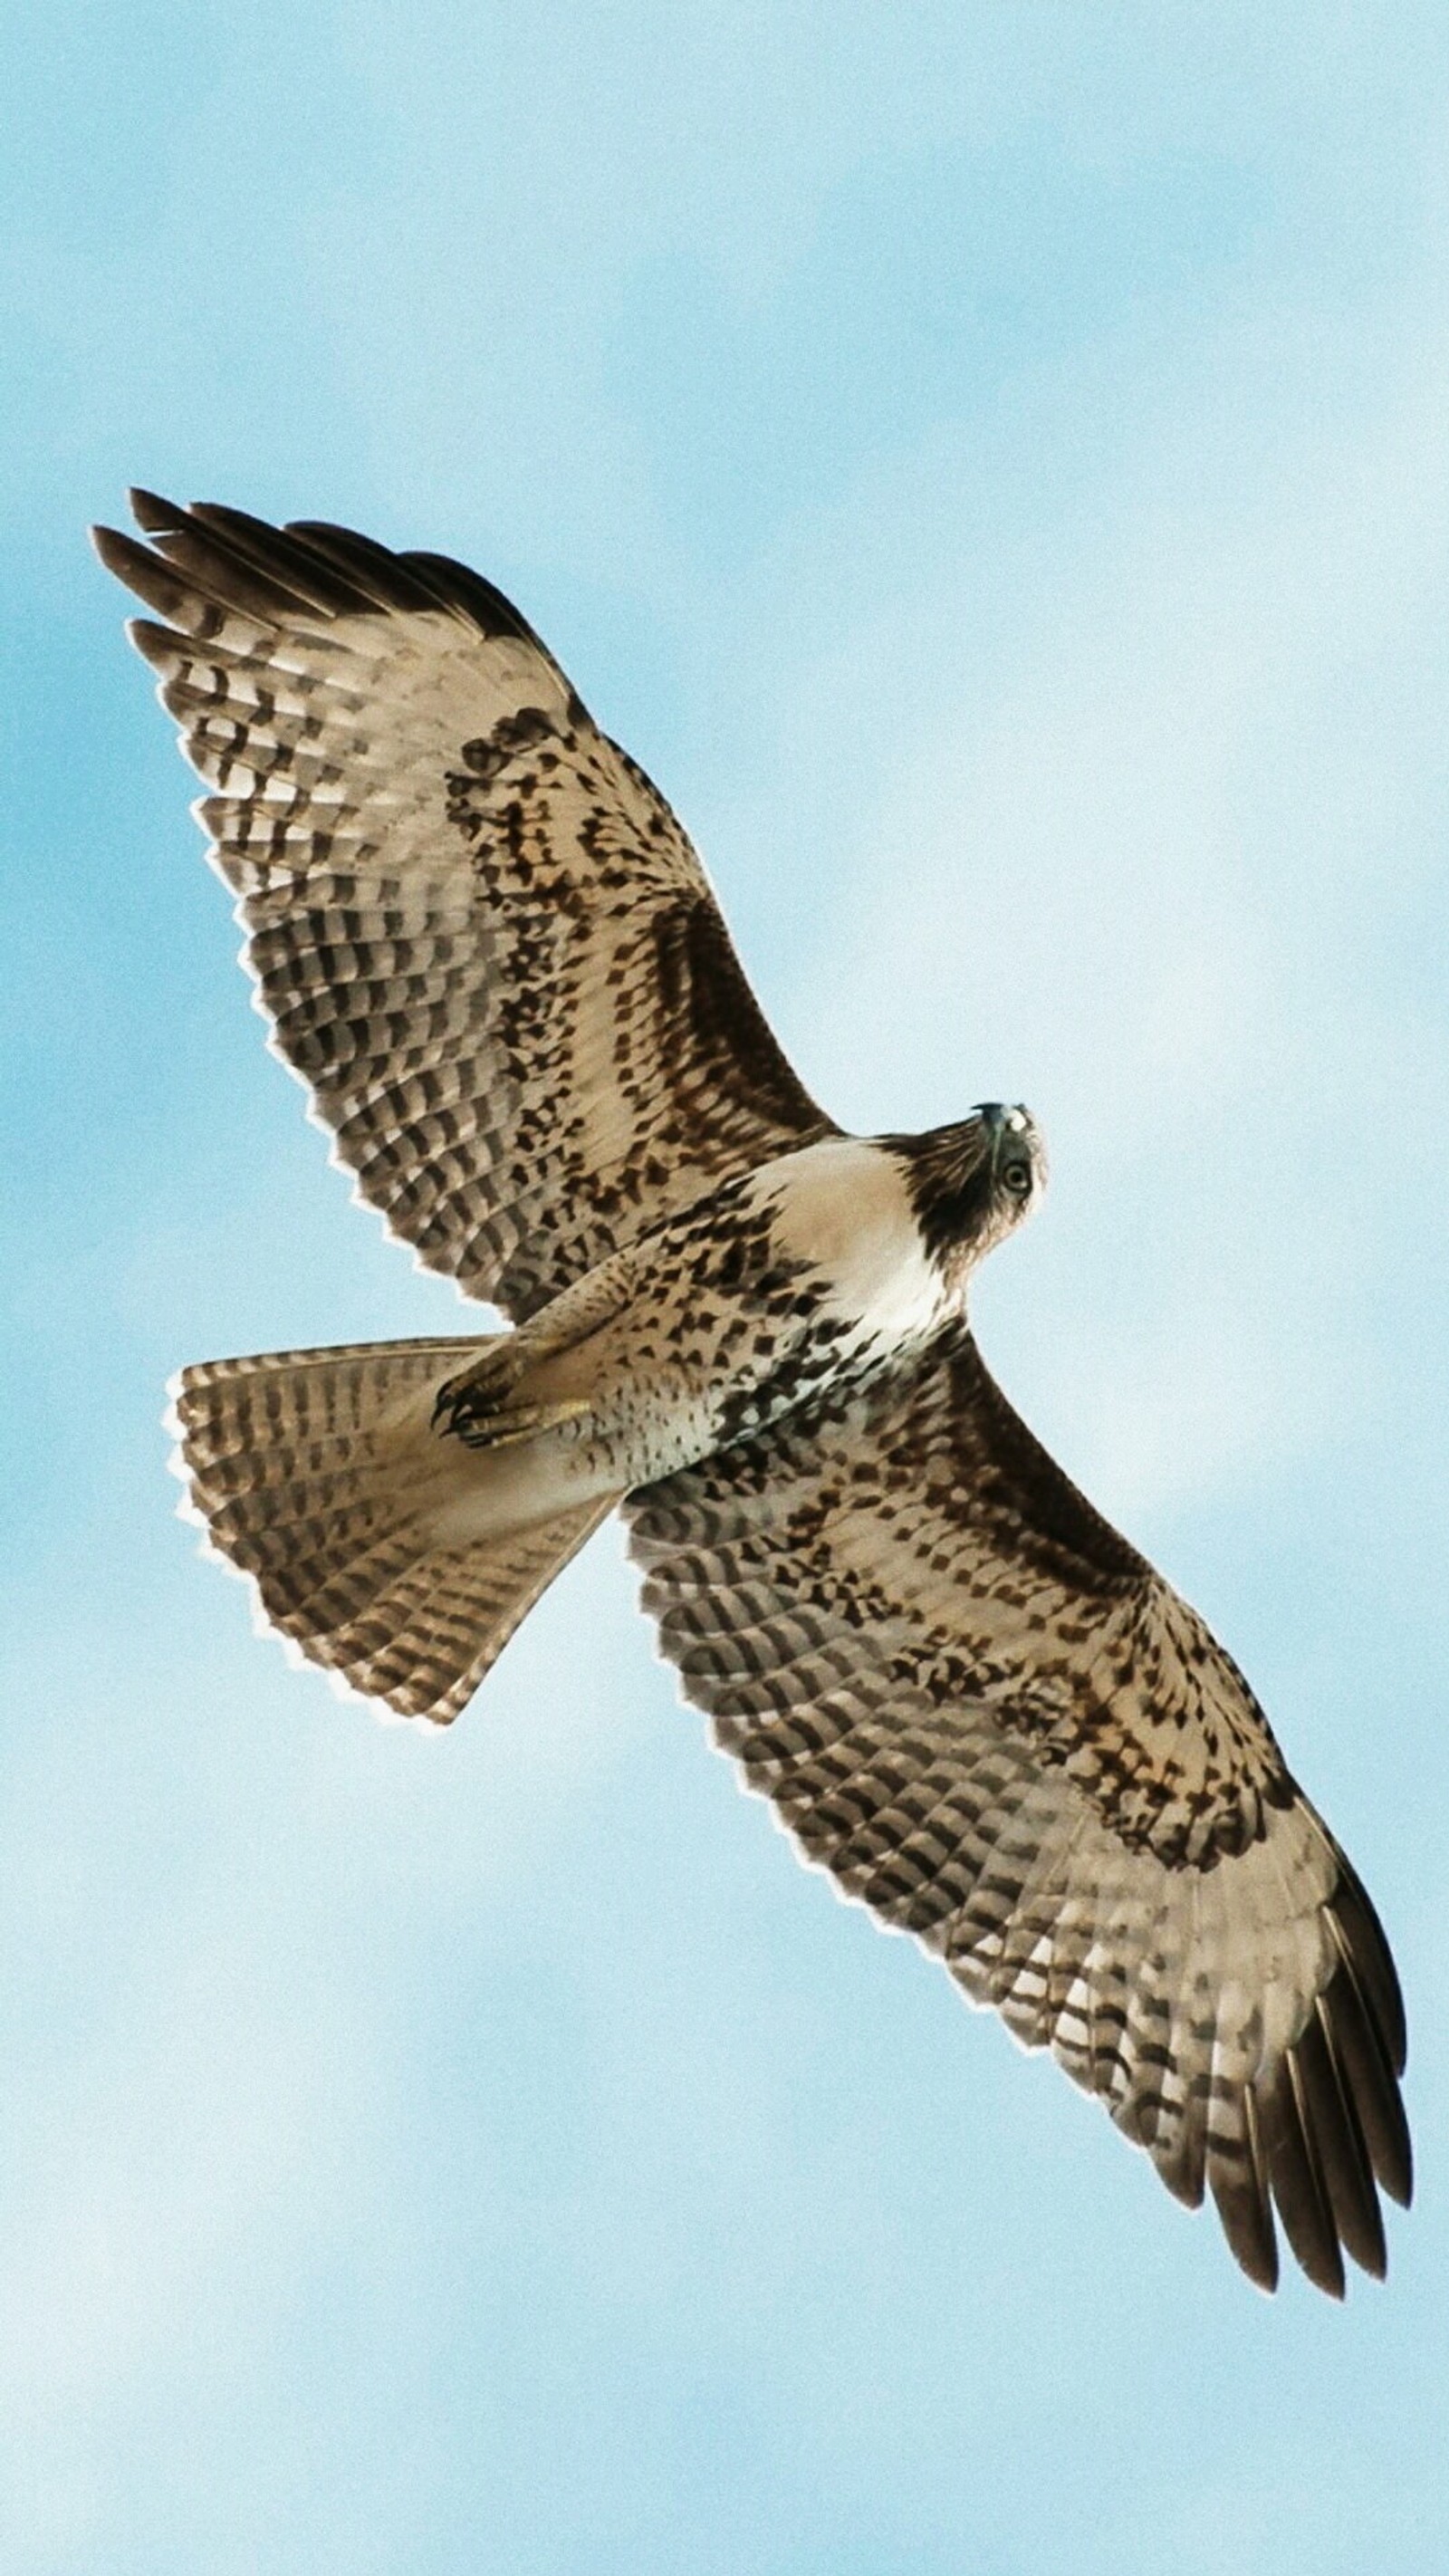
[433,1350,590,1452]
[432,1344,521,1442]
[450,1397,592,1452]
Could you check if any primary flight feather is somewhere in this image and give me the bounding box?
[95,489,1410,2298]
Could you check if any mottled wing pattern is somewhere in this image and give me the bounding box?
[94,493,833,1320]
[627,1324,1410,2292]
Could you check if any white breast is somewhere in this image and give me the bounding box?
[753,1137,945,1354]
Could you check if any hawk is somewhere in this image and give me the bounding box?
[95,490,1410,2298]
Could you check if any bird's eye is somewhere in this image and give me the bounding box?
[1001,1159,1032,1197]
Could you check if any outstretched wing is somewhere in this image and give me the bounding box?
[627,1325,1410,2295]
[94,492,834,1320]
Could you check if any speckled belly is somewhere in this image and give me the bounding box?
[518,1143,949,1497]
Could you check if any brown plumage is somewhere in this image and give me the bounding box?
[97,491,1409,2296]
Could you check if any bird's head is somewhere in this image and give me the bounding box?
[894,1101,1048,1287]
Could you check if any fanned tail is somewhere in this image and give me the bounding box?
[169,1337,617,1724]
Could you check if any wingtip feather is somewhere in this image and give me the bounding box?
[91,521,139,581]
[130,485,183,534]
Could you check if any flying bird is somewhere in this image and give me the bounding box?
[95,490,1410,2298]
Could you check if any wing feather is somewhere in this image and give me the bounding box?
[95,494,834,1320]
[626,1323,1409,2292]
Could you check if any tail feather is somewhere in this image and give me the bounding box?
[169,1337,618,1724]
[308,1510,613,1723]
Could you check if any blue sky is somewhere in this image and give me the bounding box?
[3,4,1447,2568]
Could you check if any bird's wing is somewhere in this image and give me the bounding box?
[626,1323,1410,2294]
[94,493,834,1321]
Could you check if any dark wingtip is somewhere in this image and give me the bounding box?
[1300,2003,1389,2280]
[91,522,145,582]
[130,485,182,534]
[1210,2145,1281,2295]
[1323,1907,1413,2210]
[1257,2052,1348,2300]
[1233,2227,1281,2298]
[89,522,213,627]
[98,492,573,671]
[1332,1858,1408,2075]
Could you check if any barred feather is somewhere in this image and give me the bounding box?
[627,1328,1409,2292]
[171,1339,612,1724]
[100,492,1409,2298]
[95,493,832,1322]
